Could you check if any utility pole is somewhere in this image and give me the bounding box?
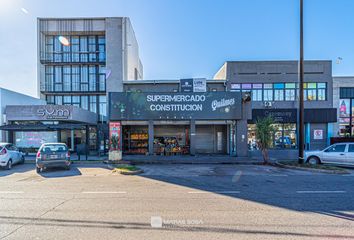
[298,0,305,164]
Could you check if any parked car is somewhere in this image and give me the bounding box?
[305,142,354,166]
[36,143,71,173]
[0,143,25,170]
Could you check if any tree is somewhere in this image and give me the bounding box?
[255,116,275,164]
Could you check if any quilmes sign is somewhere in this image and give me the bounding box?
[37,106,71,120]
[110,92,242,120]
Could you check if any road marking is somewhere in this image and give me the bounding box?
[296,190,346,194]
[81,191,126,194]
[188,191,240,194]
[0,191,24,194]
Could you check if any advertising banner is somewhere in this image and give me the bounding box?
[180,79,194,92]
[193,78,207,92]
[109,122,121,150]
[110,92,242,120]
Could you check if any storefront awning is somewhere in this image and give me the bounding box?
[0,123,89,131]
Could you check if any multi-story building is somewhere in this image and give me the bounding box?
[214,61,337,157]
[36,17,143,152]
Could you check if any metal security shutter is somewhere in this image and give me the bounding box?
[195,125,214,154]
[154,126,187,145]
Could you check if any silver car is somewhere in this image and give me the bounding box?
[36,143,71,173]
[305,142,354,166]
[0,143,25,170]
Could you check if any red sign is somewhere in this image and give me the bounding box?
[109,122,121,150]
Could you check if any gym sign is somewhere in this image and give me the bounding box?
[37,106,71,120]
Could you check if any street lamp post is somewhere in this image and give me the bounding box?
[298,0,305,164]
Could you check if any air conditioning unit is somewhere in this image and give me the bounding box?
[264,101,272,108]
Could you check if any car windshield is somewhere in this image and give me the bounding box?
[41,145,68,153]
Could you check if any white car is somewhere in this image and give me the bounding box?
[0,143,25,170]
[305,142,354,166]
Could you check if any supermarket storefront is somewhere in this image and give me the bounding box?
[109,92,250,156]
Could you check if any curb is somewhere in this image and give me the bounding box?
[112,169,144,175]
[275,161,349,174]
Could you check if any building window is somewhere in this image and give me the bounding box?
[89,96,97,113]
[72,66,80,91]
[89,66,97,91]
[45,66,54,91]
[45,36,54,61]
[81,96,89,110]
[99,66,106,91]
[285,83,296,101]
[63,66,71,91]
[72,96,80,107]
[54,66,62,91]
[248,123,297,150]
[274,83,284,101]
[88,36,97,62]
[63,96,71,105]
[46,95,54,104]
[99,95,107,121]
[252,84,263,101]
[71,36,80,62]
[81,66,89,91]
[55,95,63,105]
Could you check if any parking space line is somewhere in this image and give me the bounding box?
[296,190,346,194]
[0,191,24,194]
[188,191,240,194]
[81,191,126,194]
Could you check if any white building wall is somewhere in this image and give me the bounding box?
[0,88,45,141]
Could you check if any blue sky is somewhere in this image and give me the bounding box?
[0,0,353,97]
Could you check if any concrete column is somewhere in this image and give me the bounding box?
[148,121,154,155]
[70,130,74,151]
[190,120,196,156]
[236,120,248,157]
[227,124,230,155]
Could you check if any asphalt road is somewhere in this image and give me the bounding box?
[0,163,353,240]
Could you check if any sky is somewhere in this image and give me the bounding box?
[0,0,354,97]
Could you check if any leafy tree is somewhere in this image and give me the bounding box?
[255,116,275,164]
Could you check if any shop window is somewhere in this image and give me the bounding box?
[123,126,149,155]
[339,99,351,136]
[55,96,63,105]
[247,123,297,150]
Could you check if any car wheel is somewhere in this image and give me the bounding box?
[36,167,42,173]
[307,156,320,165]
[6,160,12,170]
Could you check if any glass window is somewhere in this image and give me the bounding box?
[285,83,295,88]
[54,66,62,91]
[252,83,262,89]
[241,83,252,89]
[99,95,107,121]
[71,36,80,62]
[81,66,89,91]
[274,83,284,89]
[45,36,54,61]
[72,96,80,107]
[88,36,97,62]
[99,66,106,91]
[252,89,262,101]
[54,37,62,62]
[55,96,63,105]
[325,144,346,153]
[89,66,96,91]
[317,83,326,88]
[80,36,88,62]
[231,83,241,90]
[45,66,54,91]
[63,96,71,105]
[274,89,284,101]
[307,83,317,88]
[81,96,89,110]
[318,89,326,100]
[89,96,97,113]
[285,89,295,101]
[349,144,354,153]
[263,89,273,101]
[306,89,317,101]
[264,84,272,89]
[46,96,54,104]
[63,66,71,91]
[72,66,80,91]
